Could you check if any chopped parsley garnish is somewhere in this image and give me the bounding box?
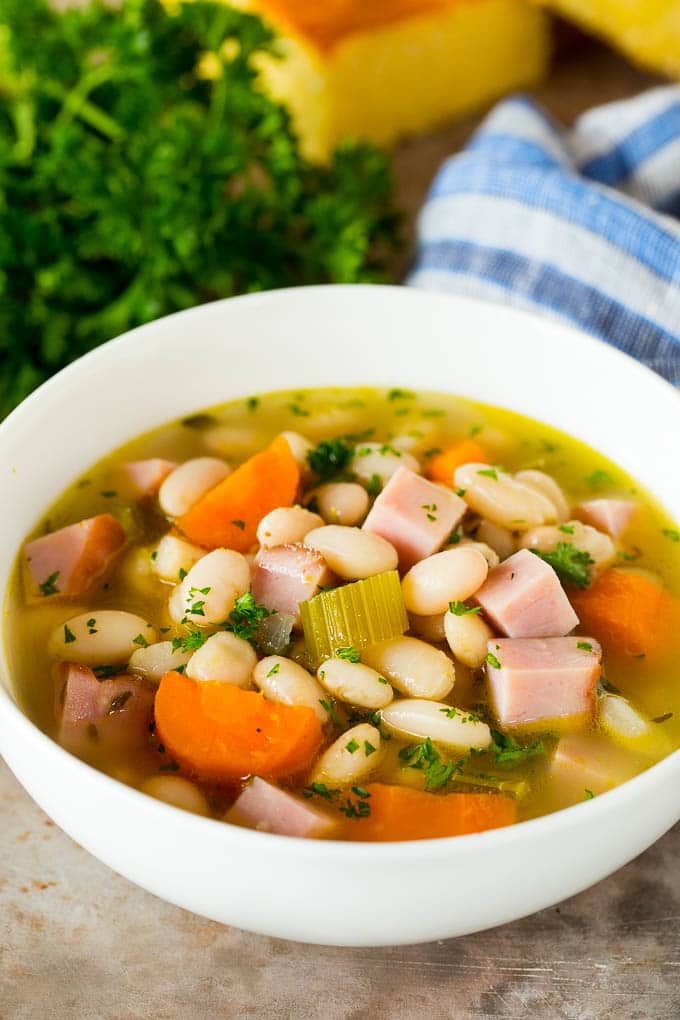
[338,788,371,818]
[319,697,341,729]
[477,468,498,481]
[378,444,401,458]
[188,601,206,617]
[399,738,456,791]
[617,546,642,562]
[86,618,97,634]
[93,665,116,679]
[307,438,353,480]
[455,487,466,499]
[231,519,246,531]
[288,402,309,417]
[171,630,206,654]
[531,542,593,589]
[377,676,388,685]
[448,529,461,545]
[246,397,259,413]
[387,388,415,401]
[421,502,437,522]
[366,473,382,498]
[266,663,280,678]
[662,528,680,542]
[150,550,158,561]
[439,707,458,718]
[486,652,502,669]
[469,424,482,437]
[336,646,360,663]
[345,739,360,754]
[423,447,443,458]
[490,730,546,768]
[586,469,614,489]
[100,490,117,499]
[302,782,340,801]
[38,571,61,597]
[108,691,132,715]
[364,740,377,756]
[225,592,271,642]
[558,524,575,534]
[448,600,481,616]
[584,789,594,800]
[577,641,593,652]
[178,567,188,581]
[421,408,445,418]
[63,623,76,644]
[132,633,149,648]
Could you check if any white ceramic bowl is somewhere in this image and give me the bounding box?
[1,285,679,947]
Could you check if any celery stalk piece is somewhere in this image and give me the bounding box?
[300,570,408,668]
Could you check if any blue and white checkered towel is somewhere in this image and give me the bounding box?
[408,87,680,386]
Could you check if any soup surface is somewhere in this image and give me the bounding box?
[7,387,680,841]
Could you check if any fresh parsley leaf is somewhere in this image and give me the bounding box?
[132,633,149,648]
[336,645,360,663]
[319,698,341,729]
[387,388,415,401]
[225,592,271,643]
[586,469,614,489]
[345,739,360,754]
[490,730,546,768]
[477,468,498,481]
[366,473,382,498]
[171,630,206,654]
[486,651,502,669]
[662,528,680,542]
[363,740,377,756]
[448,600,481,616]
[302,782,340,801]
[577,641,593,652]
[307,438,353,480]
[63,624,76,644]
[558,524,575,534]
[39,571,60,597]
[266,662,280,678]
[531,542,593,589]
[584,789,594,800]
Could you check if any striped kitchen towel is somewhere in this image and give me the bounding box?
[407,86,680,386]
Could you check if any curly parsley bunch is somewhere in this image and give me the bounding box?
[0,0,398,416]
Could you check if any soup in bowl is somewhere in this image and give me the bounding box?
[0,285,679,944]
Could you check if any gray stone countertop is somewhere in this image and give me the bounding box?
[1,758,679,1020]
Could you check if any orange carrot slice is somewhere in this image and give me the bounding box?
[178,435,299,551]
[154,672,323,782]
[426,440,488,484]
[570,569,680,661]
[343,783,517,841]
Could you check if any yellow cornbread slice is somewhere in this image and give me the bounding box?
[539,0,680,79]
[235,0,551,160]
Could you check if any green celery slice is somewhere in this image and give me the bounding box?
[300,570,408,668]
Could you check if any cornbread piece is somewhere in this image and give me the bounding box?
[539,0,680,79]
[239,0,551,160]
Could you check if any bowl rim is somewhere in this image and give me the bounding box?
[1,282,679,858]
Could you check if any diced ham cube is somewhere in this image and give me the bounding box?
[117,458,177,500]
[23,514,126,603]
[362,466,466,569]
[548,733,641,803]
[486,636,602,730]
[576,499,636,539]
[251,544,335,620]
[474,548,578,638]
[226,777,338,838]
[54,662,154,757]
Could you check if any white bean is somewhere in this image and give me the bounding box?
[314,483,370,526]
[408,612,446,643]
[598,694,671,757]
[402,547,488,615]
[50,610,157,666]
[519,520,616,569]
[304,525,398,580]
[118,546,159,596]
[186,631,256,687]
[280,431,315,480]
[152,534,205,582]
[515,470,570,523]
[380,698,491,750]
[475,520,516,561]
[168,548,250,626]
[128,640,191,684]
[253,655,329,723]
[317,658,393,710]
[256,505,323,548]
[202,424,266,458]
[350,442,419,486]
[444,610,494,669]
[362,636,455,700]
[310,723,382,785]
[141,775,210,816]
[159,457,230,518]
[457,538,500,569]
[455,463,557,531]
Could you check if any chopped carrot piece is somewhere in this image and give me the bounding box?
[154,671,323,782]
[342,783,516,841]
[570,569,680,661]
[178,435,300,551]
[426,440,488,484]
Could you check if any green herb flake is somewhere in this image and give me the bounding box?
[266,662,280,678]
[558,524,575,534]
[246,397,259,413]
[345,738,360,754]
[307,438,353,480]
[93,665,115,679]
[387,388,415,401]
[532,542,593,589]
[133,633,149,648]
[225,592,271,643]
[584,789,594,800]
[100,490,117,499]
[302,782,340,801]
[363,740,377,756]
[577,641,593,652]
[662,528,680,542]
[366,473,382,498]
[490,730,546,768]
[586,469,614,490]
[178,567,188,581]
[63,623,76,644]
[86,618,97,634]
[171,630,206,654]
[231,519,246,531]
[486,652,502,669]
[150,550,158,561]
[469,424,482,437]
[477,468,498,481]
[336,646,360,663]
[38,571,61,597]
[319,698,341,729]
[448,600,481,617]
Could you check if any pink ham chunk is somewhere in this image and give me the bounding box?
[226,777,338,838]
[474,548,578,638]
[23,514,126,603]
[117,458,177,500]
[362,466,466,569]
[548,733,641,804]
[251,544,335,620]
[486,636,602,730]
[55,662,154,758]
[577,499,636,539]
